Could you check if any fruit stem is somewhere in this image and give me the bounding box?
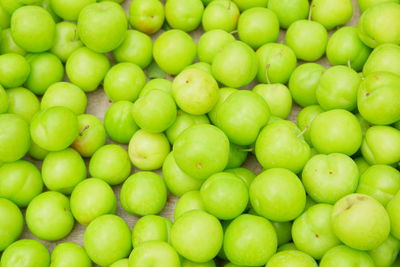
[238,148,254,152]
[265,64,271,84]
[347,58,352,69]
[308,4,315,20]
[297,126,308,138]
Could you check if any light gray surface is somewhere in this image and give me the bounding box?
[20,0,361,265]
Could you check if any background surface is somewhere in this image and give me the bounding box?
[20,0,361,264]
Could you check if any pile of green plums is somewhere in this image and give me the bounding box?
[0,0,400,266]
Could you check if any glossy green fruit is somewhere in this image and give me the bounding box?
[0,113,30,162]
[296,105,324,144]
[129,241,180,267]
[6,87,40,122]
[232,0,269,11]
[202,0,240,32]
[129,0,164,35]
[253,83,292,119]
[310,0,353,30]
[104,101,138,143]
[50,242,91,267]
[319,245,375,267]
[41,82,87,114]
[50,0,95,21]
[267,0,309,28]
[0,28,25,55]
[50,21,83,62]
[0,53,30,88]
[0,239,50,267]
[165,0,204,32]
[132,215,172,247]
[266,250,318,267]
[197,29,235,64]
[363,44,400,77]
[0,198,23,251]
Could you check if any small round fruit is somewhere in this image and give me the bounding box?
[202,0,240,32]
[266,250,318,267]
[84,215,132,266]
[296,105,324,144]
[132,215,172,247]
[104,101,138,143]
[0,53,30,88]
[197,29,235,64]
[7,87,38,121]
[0,113,30,162]
[41,82,87,114]
[267,0,309,29]
[319,245,375,267]
[174,191,205,220]
[368,235,400,267]
[0,198,23,251]
[165,0,204,32]
[50,0,95,21]
[129,0,164,35]
[129,241,180,267]
[50,21,83,62]
[310,0,353,30]
[363,44,400,77]
[253,83,292,119]
[0,239,50,267]
[51,242,91,267]
[232,0,268,11]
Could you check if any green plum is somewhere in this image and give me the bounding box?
[310,0,353,30]
[50,21,83,62]
[285,20,328,61]
[208,87,237,125]
[267,0,309,29]
[255,120,311,173]
[253,83,292,119]
[212,40,258,88]
[129,241,180,267]
[225,143,249,169]
[166,110,210,144]
[250,168,306,222]
[316,65,361,111]
[42,148,86,194]
[296,105,324,144]
[139,78,172,98]
[358,0,400,12]
[128,129,170,170]
[0,198,23,251]
[162,152,204,196]
[319,245,375,267]
[0,160,42,207]
[51,242,91,267]
[358,2,400,48]
[89,144,131,185]
[200,172,248,220]
[30,106,78,151]
[197,29,235,64]
[172,68,219,115]
[104,62,146,102]
[28,141,49,161]
[0,3,10,28]
[288,63,325,107]
[0,239,50,267]
[132,215,172,247]
[272,221,292,246]
[354,156,370,175]
[113,30,153,69]
[71,114,106,158]
[0,113,30,162]
[173,124,230,179]
[120,171,167,216]
[11,6,55,52]
[6,87,40,122]
[110,259,129,267]
[202,0,240,32]
[357,165,400,206]
[256,43,297,84]
[0,0,23,14]
[292,204,341,259]
[326,26,371,71]
[25,52,64,95]
[361,126,400,165]
[165,0,204,32]
[216,90,270,145]
[174,190,205,220]
[0,53,30,89]
[266,250,318,267]
[153,30,196,75]
[171,210,223,263]
[50,0,95,21]
[77,1,127,53]
[232,0,268,11]
[225,168,256,188]
[302,153,359,204]
[332,194,390,250]
[84,214,132,266]
[70,178,116,226]
[363,44,400,76]
[387,191,400,240]
[224,214,277,266]
[181,259,216,267]
[0,28,25,55]
[66,47,110,92]
[129,0,164,35]
[41,82,87,114]
[369,235,400,267]
[104,101,138,143]
[26,191,74,241]
[358,72,400,125]
[309,109,362,156]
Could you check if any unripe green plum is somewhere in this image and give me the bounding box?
[41,82,87,114]
[358,2,400,48]
[0,28,25,55]
[0,113,30,162]
[296,105,324,144]
[326,26,371,71]
[165,0,204,32]
[208,87,237,124]
[212,40,258,88]
[153,30,196,75]
[368,235,400,267]
[71,114,106,158]
[197,29,235,64]
[310,0,353,30]
[266,250,318,267]
[253,83,292,119]
[363,44,400,76]
[129,241,180,267]
[225,143,248,169]
[50,242,91,267]
[0,198,23,251]
[29,141,49,161]
[0,53,30,89]
[6,87,40,122]
[202,0,239,32]
[320,245,375,267]
[358,0,400,12]
[50,21,83,62]
[387,191,400,240]
[129,0,164,35]
[132,215,172,247]
[50,0,95,21]
[174,191,205,220]
[77,2,127,53]
[104,101,138,143]
[232,0,268,11]
[0,239,50,267]
[267,0,309,29]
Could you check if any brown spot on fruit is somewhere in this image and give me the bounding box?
[196,163,203,169]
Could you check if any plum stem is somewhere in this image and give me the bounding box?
[238,148,254,152]
[297,127,308,139]
[347,58,352,69]
[265,64,271,84]
[308,4,315,20]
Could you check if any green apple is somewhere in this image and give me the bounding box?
[289,63,325,107]
[153,30,196,75]
[326,26,371,71]
[84,214,132,266]
[51,242,91,267]
[363,43,400,76]
[77,1,127,53]
[238,7,279,49]
[302,153,359,204]
[0,198,23,251]
[26,191,74,241]
[212,40,258,88]
[70,178,116,226]
[6,87,39,122]
[0,239,50,267]
[129,0,164,35]
[267,0,309,28]
[132,215,172,247]
[310,0,353,30]
[66,47,110,92]
[171,210,223,263]
[255,120,311,173]
[224,214,277,266]
[104,101,138,143]
[50,21,83,62]
[250,168,306,221]
[309,109,362,156]
[202,0,239,32]
[332,193,390,250]
[292,204,341,259]
[358,2,400,48]
[165,0,204,32]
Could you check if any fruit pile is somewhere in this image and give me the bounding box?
[0,0,400,266]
